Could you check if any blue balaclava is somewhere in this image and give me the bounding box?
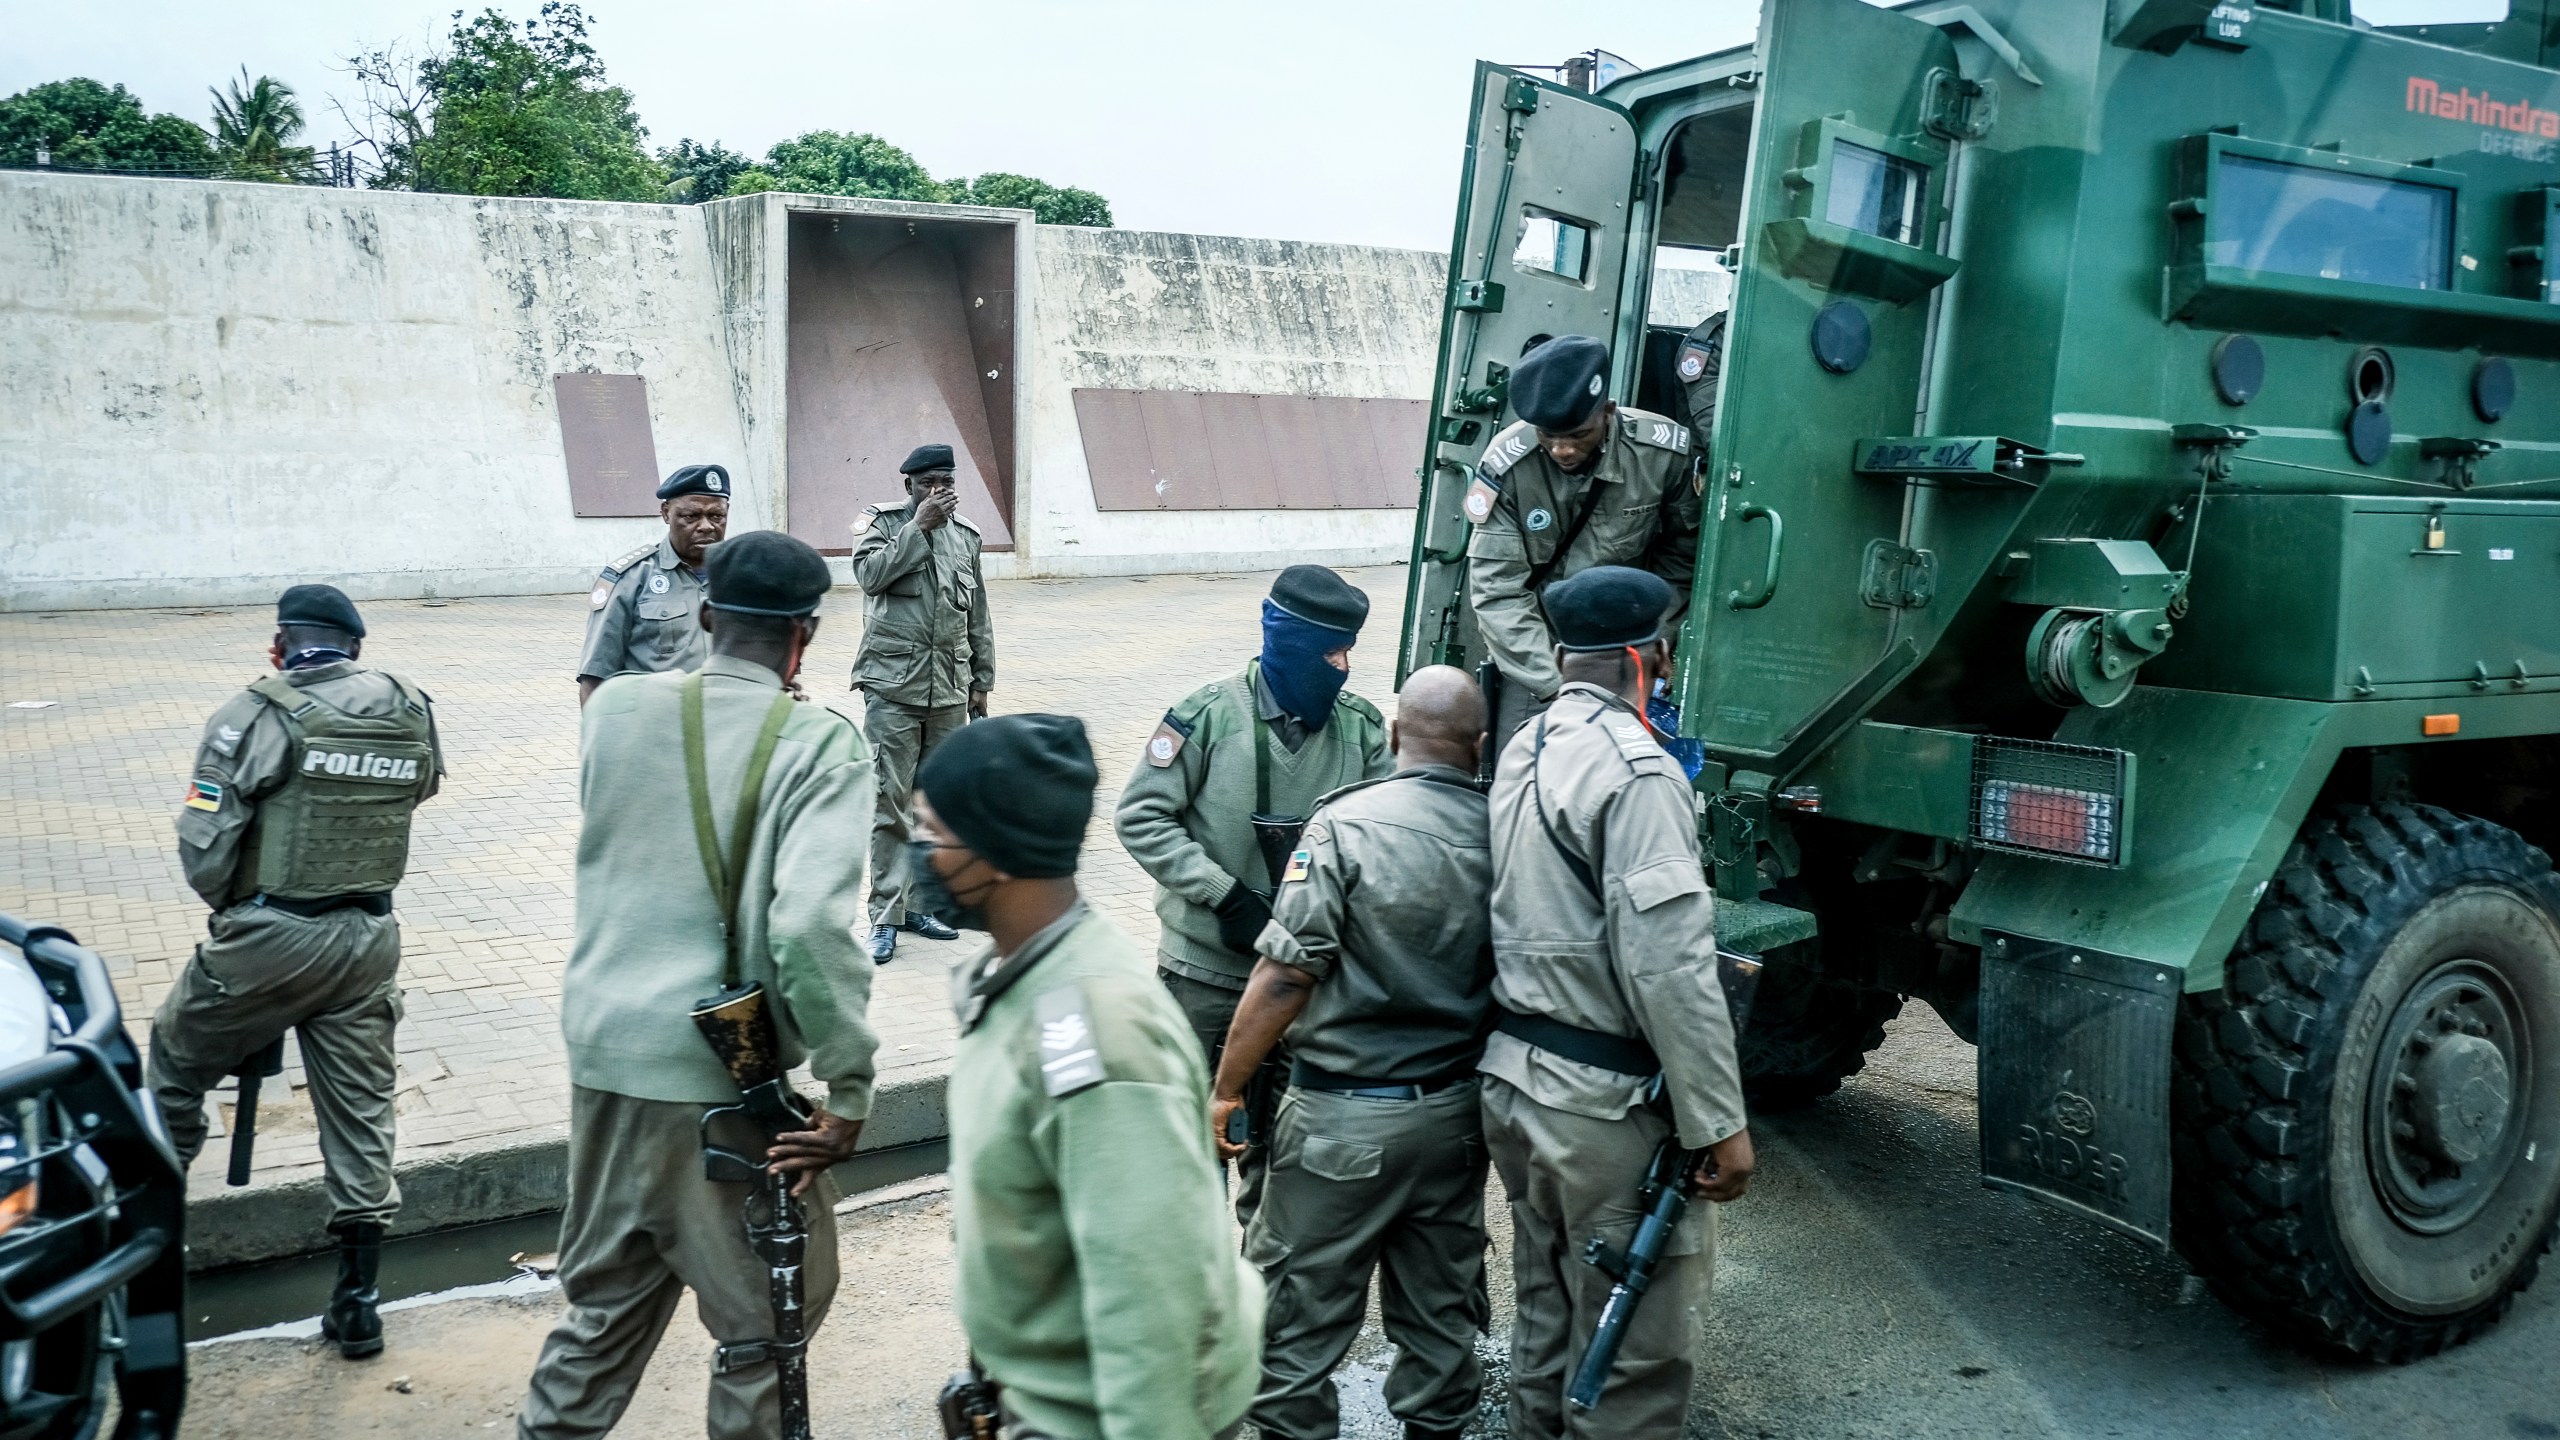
[1257,565,1370,730]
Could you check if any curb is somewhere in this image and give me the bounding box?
[184,1068,949,1271]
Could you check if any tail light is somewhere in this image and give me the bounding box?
[1971,736,2134,868]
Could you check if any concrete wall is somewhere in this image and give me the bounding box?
[0,172,759,611]
[1,173,1736,609]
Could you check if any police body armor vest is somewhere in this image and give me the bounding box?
[238,673,436,899]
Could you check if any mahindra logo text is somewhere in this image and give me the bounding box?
[2408,76,2560,140]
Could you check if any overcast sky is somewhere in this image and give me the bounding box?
[0,0,2495,251]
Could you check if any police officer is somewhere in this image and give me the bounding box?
[852,443,994,962]
[1113,565,1391,1225]
[1480,565,1752,1439]
[150,584,444,1358]
[1463,335,1702,757]
[1671,310,1726,444]
[926,714,1263,1440]
[521,531,878,1439]
[1210,665,1495,1440]
[577,464,733,704]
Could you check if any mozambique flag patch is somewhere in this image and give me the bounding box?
[1282,848,1311,883]
[183,778,224,813]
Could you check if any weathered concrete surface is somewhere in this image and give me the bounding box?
[175,1011,2560,1438]
[0,172,757,611]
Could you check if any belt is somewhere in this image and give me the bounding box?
[252,892,393,918]
[1493,1005,1659,1077]
[1291,1056,1479,1100]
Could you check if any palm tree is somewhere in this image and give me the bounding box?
[209,69,319,183]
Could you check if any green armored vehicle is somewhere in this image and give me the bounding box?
[1400,0,2560,1360]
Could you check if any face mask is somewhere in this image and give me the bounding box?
[906,839,991,933]
[1259,599,1356,730]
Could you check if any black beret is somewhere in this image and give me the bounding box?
[900,444,956,475]
[276,583,365,638]
[1268,564,1370,635]
[917,714,1097,879]
[1544,565,1676,651]
[1512,334,1611,429]
[702,530,832,617]
[657,464,732,501]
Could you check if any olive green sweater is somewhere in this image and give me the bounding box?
[947,904,1263,1440]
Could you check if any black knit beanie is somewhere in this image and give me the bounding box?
[916,714,1097,878]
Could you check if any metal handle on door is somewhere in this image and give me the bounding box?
[1725,504,1784,609]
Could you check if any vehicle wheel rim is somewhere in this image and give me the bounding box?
[2366,957,2527,1236]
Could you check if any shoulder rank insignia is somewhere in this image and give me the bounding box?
[208,722,244,758]
[1145,708,1195,768]
[1282,848,1312,884]
[1035,986,1107,1098]
[1480,423,1538,476]
[183,778,224,813]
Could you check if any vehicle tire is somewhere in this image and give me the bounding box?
[1738,944,1904,1110]
[2172,803,2560,1361]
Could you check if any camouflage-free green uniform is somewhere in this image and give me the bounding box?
[1246,764,1496,1440]
[851,498,993,926]
[579,538,711,683]
[1481,682,1747,1439]
[947,901,1263,1440]
[151,660,444,1230]
[1463,408,1701,747]
[519,656,879,1440]
[1112,661,1389,1222]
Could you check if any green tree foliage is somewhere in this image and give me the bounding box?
[658,137,749,202]
[957,172,1112,226]
[349,3,665,201]
[0,77,215,174]
[761,130,950,203]
[209,69,320,183]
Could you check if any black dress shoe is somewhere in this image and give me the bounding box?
[867,923,898,963]
[904,913,961,942]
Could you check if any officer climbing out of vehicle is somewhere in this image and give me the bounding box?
[520,531,877,1440]
[1465,335,1702,761]
[1211,663,1497,1440]
[578,464,733,704]
[853,443,995,963]
[1671,310,1726,446]
[1115,564,1391,1228]
[1480,565,1751,1439]
[150,583,445,1359]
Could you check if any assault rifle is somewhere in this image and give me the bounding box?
[225,1035,287,1186]
[1566,948,1761,1413]
[693,981,816,1440]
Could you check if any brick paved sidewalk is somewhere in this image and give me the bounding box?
[0,564,1407,1257]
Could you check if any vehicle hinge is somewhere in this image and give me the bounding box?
[1860,539,1938,610]
[1921,67,1997,141]
[1451,360,1511,416]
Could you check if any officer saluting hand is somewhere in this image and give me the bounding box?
[151,584,444,1359]
[577,464,733,704]
[1480,565,1751,1439]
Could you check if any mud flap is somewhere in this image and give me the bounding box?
[1977,931,2178,1247]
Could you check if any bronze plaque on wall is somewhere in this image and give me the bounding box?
[1072,389,1426,512]
[555,373,662,517]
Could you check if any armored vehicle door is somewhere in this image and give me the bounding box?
[1398,65,1638,681]
[1683,0,1964,777]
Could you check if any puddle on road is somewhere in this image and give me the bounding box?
[189,1140,949,1341]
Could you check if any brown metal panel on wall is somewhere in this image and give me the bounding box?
[785,211,1016,552]
[1075,389,1430,512]
[555,373,662,517]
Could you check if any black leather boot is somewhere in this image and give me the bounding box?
[320,1221,385,1358]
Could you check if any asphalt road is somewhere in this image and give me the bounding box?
[182,1009,2560,1439]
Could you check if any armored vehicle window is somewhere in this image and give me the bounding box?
[1826,141,1927,247]
[1656,106,1754,252]
[1515,211,1592,282]
[2208,155,2453,291]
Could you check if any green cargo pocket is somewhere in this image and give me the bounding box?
[1299,1134,1384,1184]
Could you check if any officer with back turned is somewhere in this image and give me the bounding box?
[1464,336,1702,757]
[151,584,444,1359]
[1480,565,1752,1439]
[1114,565,1390,1227]
[577,464,733,704]
[1210,664,1496,1440]
[853,443,995,962]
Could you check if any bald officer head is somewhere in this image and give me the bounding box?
[1389,665,1488,775]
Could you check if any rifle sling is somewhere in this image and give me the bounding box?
[683,672,797,989]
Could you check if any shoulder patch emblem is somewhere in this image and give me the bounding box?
[851,507,877,537]
[589,583,613,610]
[1676,347,1709,383]
[183,778,223,813]
[1146,708,1195,768]
[1035,986,1107,1098]
[1282,848,1312,884]
[646,571,670,595]
[1463,474,1500,524]
[1526,507,1554,532]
